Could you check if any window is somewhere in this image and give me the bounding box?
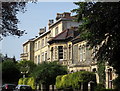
[38,41,40,49]
[51,47,53,61]
[35,42,37,50]
[37,55,40,64]
[69,45,72,59]
[55,27,58,35]
[83,45,86,61]
[42,38,44,47]
[55,46,58,59]
[58,46,63,59]
[26,45,28,53]
[79,46,83,62]
[92,46,97,58]
[35,56,37,63]
[42,52,44,61]
[79,45,86,62]
[45,37,47,46]
[45,52,47,61]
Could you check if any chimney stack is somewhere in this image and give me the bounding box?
[48,19,54,26]
[39,27,46,35]
[56,12,71,20]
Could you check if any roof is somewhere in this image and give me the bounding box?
[71,34,85,44]
[23,38,35,45]
[23,30,50,45]
[33,30,50,41]
[48,28,79,44]
[49,18,76,29]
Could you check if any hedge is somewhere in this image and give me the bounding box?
[56,71,96,89]
[18,77,36,89]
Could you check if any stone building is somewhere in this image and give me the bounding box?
[20,12,117,89]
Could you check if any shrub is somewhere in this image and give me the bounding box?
[94,84,115,91]
[27,77,36,89]
[113,76,120,90]
[56,75,63,89]
[100,89,115,91]
[55,71,96,89]
[62,74,73,88]
[23,78,29,85]
[18,78,24,85]
[18,77,36,89]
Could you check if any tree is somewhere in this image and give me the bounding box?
[2,60,21,84]
[31,61,67,91]
[73,2,120,74]
[0,53,4,62]
[17,60,37,77]
[0,2,26,40]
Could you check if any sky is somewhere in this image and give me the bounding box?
[1,2,79,60]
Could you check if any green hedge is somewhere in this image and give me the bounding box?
[56,71,96,89]
[95,88,115,91]
[94,84,115,91]
[18,77,36,89]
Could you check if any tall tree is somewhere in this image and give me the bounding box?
[32,61,67,91]
[0,2,26,40]
[73,2,120,74]
[0,53,4,62]
[17,60,37,77]
[2,60,21,84]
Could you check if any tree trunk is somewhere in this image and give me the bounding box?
[41,84,49,91]
[52,85,54,91]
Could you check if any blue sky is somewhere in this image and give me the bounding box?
[1,2,78,60]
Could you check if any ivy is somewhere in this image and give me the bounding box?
[97,61,106,86]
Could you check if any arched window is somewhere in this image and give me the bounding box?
[83,44,86,61]
[92,68,97,72]
[79,45,83,62]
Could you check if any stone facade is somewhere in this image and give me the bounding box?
[20,12,117,89]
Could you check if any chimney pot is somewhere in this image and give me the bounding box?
[48,19,54,26]
[39,27,46,35]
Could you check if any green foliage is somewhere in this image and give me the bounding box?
[97,61,105,86]
[56,75,63,89]
[56,71,96,89]
[94,84,115,91]
[113,76,120,90]
[1,2,26,39]
[18,77,36,89]
[27,77,36,89]
[73,2,120,76]
[31,61,67,85]
[100,89,115,91]
[2,60,21,84]
[18,78,24,85]
[94,84,105,91]
[17,60,37,76]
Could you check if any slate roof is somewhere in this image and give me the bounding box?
[48,28,78,44]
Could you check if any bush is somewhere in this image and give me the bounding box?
[56,71,96,89]
[18,77,36,89]
[18,78,24,85]
[94,84,115,91]
[56,75,63,89]
[27,77,36,89]
[113,76,120,90]
[99,89,115,91]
